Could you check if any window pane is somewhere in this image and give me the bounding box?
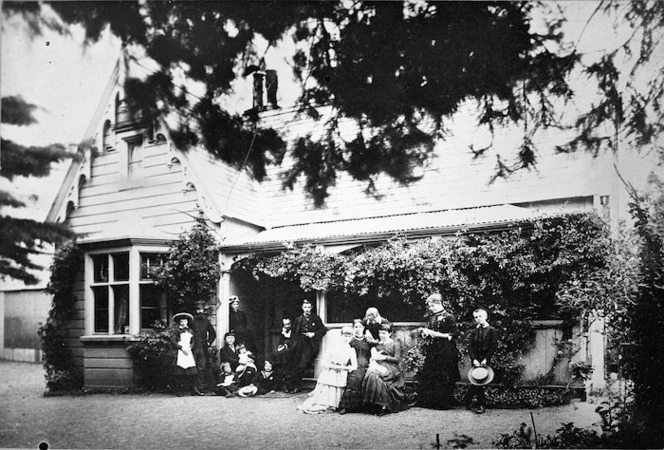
[140,253,168,280]
[113,285,129,334]
[140,284,166,329]
[112,252,129,281]
[128,139,143,178]
[92,254,108,283]
[93,286,109,333]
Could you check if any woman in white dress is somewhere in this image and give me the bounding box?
[170,312,200,396]
[297,326,358,414]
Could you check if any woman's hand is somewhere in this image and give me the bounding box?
[181,349,189,356]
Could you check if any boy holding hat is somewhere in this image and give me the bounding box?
[465,307,498,414]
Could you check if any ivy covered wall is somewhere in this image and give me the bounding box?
[232,213,621,385]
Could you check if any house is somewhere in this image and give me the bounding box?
[46,59,652,390]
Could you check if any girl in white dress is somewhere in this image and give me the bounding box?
[297,326,358,414]
[171,312,199,396]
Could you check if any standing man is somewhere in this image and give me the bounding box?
[416,293,461,409]
[288,299,327,393]
[465,307,498,414]
[229,295,255,352]
[190,301,217,394]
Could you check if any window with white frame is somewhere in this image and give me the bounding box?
[127,136,143,179]
[88,249,170,335]
[139,252,169,329]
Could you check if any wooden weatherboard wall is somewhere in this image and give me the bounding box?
[81,338,134,388]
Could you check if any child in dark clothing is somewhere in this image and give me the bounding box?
[254,360,279,395]
[237,359,279,397]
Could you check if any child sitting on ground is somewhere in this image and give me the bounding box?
[215,362,238,397]
[237,358,281,397]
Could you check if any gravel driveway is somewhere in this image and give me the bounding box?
[0,361,601,449]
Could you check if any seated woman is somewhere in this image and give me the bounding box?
[297,326,358,414]
[361,323,408,415]
[337,319,374,414]
[219,332,240,371]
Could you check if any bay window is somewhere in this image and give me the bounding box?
[86,248,170,335]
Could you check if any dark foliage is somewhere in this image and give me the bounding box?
[0,216,73,285]
[236,213,612,384]
[39,242,84,391]
[0,92,81,284]
[1,95,38,126]
[622,179,664,447]
[4,1,580,206]
[152,215,220,313]
[126,321,174,391]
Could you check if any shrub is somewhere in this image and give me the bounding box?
[494,422,605,449]
[454,385,572,409]
[127,321,174,391]
[152,214,220,312]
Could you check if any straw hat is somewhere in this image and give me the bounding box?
[467,366,494,386]
[172,312,194,324]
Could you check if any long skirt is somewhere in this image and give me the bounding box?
[338,367,367,412]
[416,351,460,409]
[362,368,407,413]
[297,383,343,414]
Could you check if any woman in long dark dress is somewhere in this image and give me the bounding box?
[416,293,461,409]
[337,319,374,414]
[362,323,408,415]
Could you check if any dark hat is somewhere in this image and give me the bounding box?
[172,312,194,324]
[467,366,494,386]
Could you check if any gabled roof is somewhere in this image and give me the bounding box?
[48,55,613,243]
[47,57,266,228]
[220,204,550,252]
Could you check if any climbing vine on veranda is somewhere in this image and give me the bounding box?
[235,213,624,385]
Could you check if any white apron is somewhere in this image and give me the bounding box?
[176,331,196,369]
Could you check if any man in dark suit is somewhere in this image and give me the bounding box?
[286,299,327,393]
[190,301,217,394]
[229,295,255,352]
[465,307,498,414]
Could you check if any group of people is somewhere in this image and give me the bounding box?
[297,307,407,416]
[169,293,498,415]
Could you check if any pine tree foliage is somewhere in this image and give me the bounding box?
[0,94,77,285]
[4,1,583,206]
